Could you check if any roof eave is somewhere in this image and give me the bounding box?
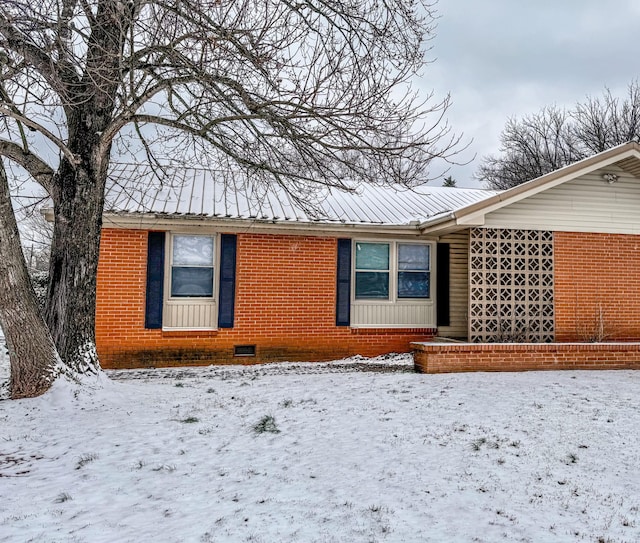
[101,212,429,236]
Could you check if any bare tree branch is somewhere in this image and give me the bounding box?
[478,81,640,189]
[0,10,80,103]
[0,138,53,191]
[100,76,198,150]
[0,105,78,165]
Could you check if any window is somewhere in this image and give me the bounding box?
[170,235,214,297]
[355,242,390,299]
[397,243,430,298]
[354,241,430,301]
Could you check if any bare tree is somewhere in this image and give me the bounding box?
[478,82,640,189]
[573,85,640,154]
[0,0,458,395]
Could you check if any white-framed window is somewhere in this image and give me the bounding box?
[354,241,431,301]
[354,242,390,299]
[163,233,219,330]
[397,243,430,299]
[169,234,215,298]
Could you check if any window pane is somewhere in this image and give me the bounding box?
[355,242,389,270]
[171,267,214,297]
[398,271,430,298]
[398,244,429,271]
[355,271,389,299]
[173,235,214,266]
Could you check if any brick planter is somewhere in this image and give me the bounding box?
[412,342,640,373]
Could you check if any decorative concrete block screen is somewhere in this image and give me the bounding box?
[469,228,554,343]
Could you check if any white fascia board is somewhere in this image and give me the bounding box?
[418,213,485,235]
[419,218,459,235]
[101,212,429,238]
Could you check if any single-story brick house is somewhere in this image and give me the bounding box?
[95,142,640,370]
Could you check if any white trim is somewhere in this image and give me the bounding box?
[350,238,436,328]
[161,327,218,332]
[102,212,429,237]
[350,324,436,329]
[351,239,434,303]
[167,233,216,301]
[352,240,393,302]
[163,232,219,331]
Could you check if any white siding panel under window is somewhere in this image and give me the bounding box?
[164,301,216,329]
[351,302,435,328]
[437,230,469,339]
[483,166,640,233]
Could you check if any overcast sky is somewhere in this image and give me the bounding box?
[424,0,640,187]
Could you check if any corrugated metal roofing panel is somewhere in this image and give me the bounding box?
[104,164,497,226]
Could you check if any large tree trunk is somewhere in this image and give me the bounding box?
[0,161,59,399]
[41,0,125,375]
[45,154,108,375]
[42,0,125,375]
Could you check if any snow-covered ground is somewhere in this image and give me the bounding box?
[2,348,640,542]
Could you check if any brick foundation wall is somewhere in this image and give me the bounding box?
[413,342,640,373]
[555,232,640,341]
[96,229,435,368]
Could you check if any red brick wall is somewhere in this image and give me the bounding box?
[414,342,640,373]
[96,229,434,368]
[555,232,640,341]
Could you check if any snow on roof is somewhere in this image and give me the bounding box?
[104,163,497,226]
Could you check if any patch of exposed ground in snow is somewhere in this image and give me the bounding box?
[1,346,640,542]
[107,352,414,383]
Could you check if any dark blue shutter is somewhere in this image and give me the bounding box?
[336,238,352,326]
[436,243,450,327]
[145,231,165,329]
[218,234,237,328]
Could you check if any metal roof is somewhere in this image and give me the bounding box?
[104,163,497,227]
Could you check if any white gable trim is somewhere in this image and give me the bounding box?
[420,142,640,235]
